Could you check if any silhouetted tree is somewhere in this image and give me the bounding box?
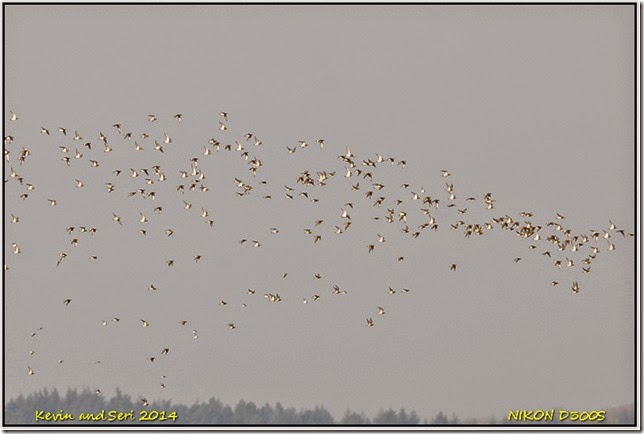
[107,388,133,411]
[408,409,420,424]
[340,409,370,424]
[373,408,397,424]
[300,405,334,424]
[432,411,448,425]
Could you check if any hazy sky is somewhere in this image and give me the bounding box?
[4,4,636,423]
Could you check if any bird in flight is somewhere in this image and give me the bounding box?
[7,108,634,403]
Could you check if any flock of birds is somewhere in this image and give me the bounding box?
[6,110,634,406]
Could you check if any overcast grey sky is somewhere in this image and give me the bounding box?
[4,4,636,422]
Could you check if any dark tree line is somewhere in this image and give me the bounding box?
[4,388,419,425]
[4,388,634,426]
